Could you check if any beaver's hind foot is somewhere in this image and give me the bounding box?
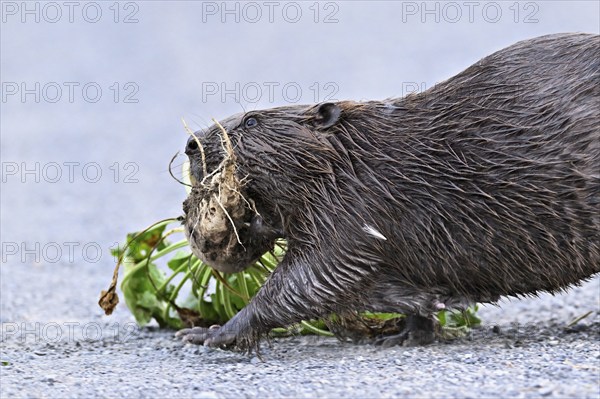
[373,314,436,347]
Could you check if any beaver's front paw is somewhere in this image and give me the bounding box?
[175,324,237,348]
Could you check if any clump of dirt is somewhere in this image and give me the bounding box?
[183,121,255,270]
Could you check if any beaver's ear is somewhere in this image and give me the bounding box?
[313,102,341,129]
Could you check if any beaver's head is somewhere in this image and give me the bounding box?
[184,102,343,271]
[185,102,342,186]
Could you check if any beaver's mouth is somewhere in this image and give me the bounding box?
[184,208,276,273]
[182,121,282,273]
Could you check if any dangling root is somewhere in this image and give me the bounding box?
[98,218,180,315]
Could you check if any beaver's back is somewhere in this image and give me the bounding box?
[342,33,600,300]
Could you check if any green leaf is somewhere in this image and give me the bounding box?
[438,310,447,326]
[167,250,193,271]
[113,224,169,263]
[199,298,222,325]
[361,312,404,321]
[120,259,180,328]
[444,306,482,328]
[227,275,248,310]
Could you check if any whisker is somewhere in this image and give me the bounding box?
[168,151,192,187]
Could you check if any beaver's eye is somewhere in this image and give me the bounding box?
[187,139,198,151]
[245,117,258,128]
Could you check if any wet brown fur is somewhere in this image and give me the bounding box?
[183,33,600,348]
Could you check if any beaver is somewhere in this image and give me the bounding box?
[177,33,600,349]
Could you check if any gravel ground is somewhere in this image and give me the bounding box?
[1,262,599,398]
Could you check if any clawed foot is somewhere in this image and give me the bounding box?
[175,325,237,348]
[373,315,436,348]
[175,313,261,353]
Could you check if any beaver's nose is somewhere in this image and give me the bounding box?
[185,136,199,155]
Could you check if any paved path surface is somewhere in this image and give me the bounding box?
[1,262,598,398]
